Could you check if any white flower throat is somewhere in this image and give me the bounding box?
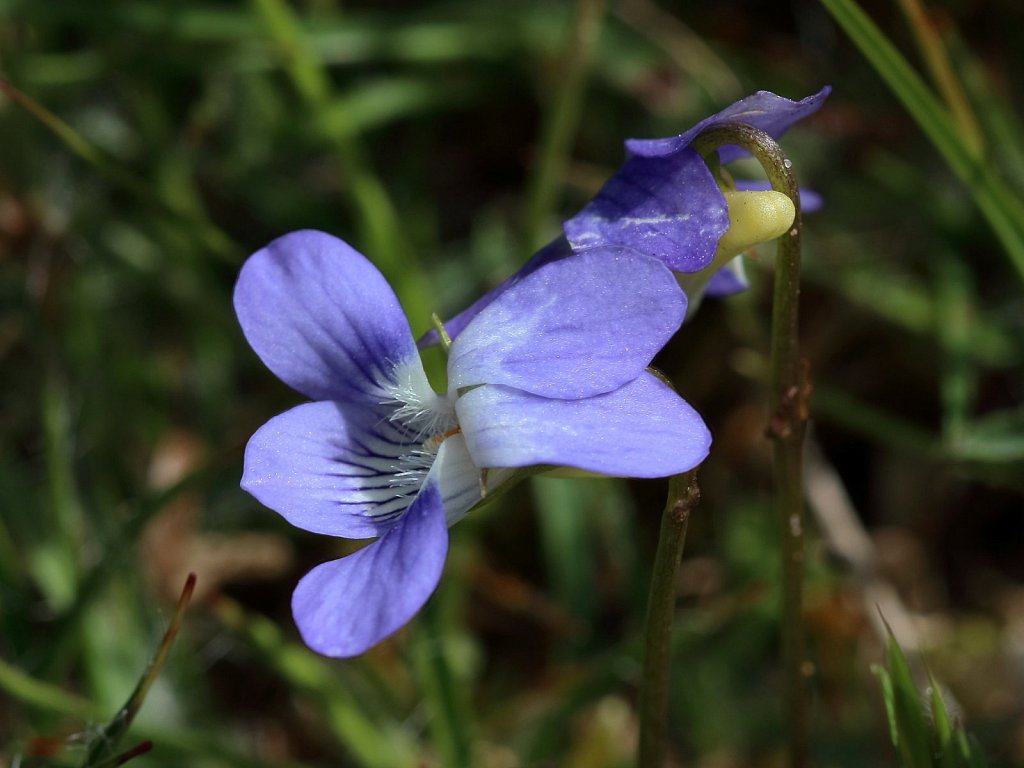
[378,358,463,503]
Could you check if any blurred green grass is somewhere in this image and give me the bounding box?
[1,0,1023,766]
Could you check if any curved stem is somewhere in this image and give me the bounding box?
[637,468,700,768]
[691,123,810,768]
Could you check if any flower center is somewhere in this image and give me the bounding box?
[381,359,457,440]
[426,425,462,450]
[377,359,461,508]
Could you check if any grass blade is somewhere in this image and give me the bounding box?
[249,0,434,331]
[882,630,931,768]
[522,0,605,251]
[212,596,416,768]
[896,0,983,156]
[819,0,1024,286]
[928,678,957,768]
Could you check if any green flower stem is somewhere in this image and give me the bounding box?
[637,468,700,768]
[692,123,810,768]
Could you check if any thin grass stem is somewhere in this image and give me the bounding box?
[523,0,605,252]
[83,575,196,767]
[896,0,984,157]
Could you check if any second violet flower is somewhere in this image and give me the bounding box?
[235,230,710,657]
[431,87,830,344]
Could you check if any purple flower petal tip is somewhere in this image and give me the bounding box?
[457,372,711,477]
[704,260,749,297]
[561,88,829,275]
[234,229,419,404]
[291,481,448,657]
[625,86,831,160]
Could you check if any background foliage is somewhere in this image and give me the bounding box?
[1,0,1022,765]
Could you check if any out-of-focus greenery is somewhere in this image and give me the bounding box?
[1,0,1022,766]
[875,628,988,768]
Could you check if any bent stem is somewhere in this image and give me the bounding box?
[637,468,700,768]
[691,123,810,768]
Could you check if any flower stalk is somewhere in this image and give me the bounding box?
[691,122,810,768]
[637,468,700,768]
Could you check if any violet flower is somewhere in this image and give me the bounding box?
[429,87,829,343]
[566,87,829,269]
[235,230,710,657]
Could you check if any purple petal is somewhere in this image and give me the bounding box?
[448,247,685,399]
[563,149,728,273]
[234,230,419,404]
[456,372,711,477]
[424,89,828,346]
[703,258,749,297]
[625,87,831,163]
[734,180,823,214]
[242,400,420,540]
[291,479,448,657]
[419,238,574,349]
